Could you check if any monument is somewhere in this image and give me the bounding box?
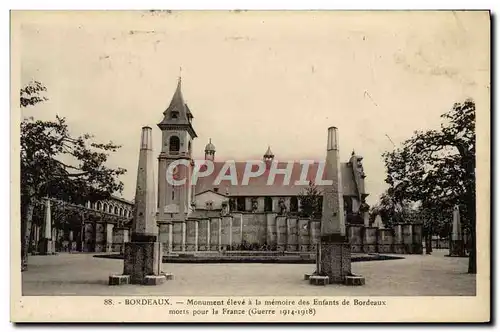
[307,127,365,286]
[39,197,54,255]
[449,205,466,257]
[109,126,172,285]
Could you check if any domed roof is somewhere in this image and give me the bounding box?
[205,138,216,152]
[264,145,274,158]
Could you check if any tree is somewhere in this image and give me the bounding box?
[298,181,322,218]
[382,99,476,273]
[369,187,417,229]
[20,81,48,107]
[20,81,127,271]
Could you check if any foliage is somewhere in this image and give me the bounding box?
[382,99,475,222]
[298,181,322,218]
[369,189,415,229]
[381,99,476,272]
[20,81,48,107]
[20,81,127,270]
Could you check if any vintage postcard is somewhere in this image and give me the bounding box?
[10,10,490,323]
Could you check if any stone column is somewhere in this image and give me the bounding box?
[229,218,234,248]
[229,217,233,249]
[40,198,54,255]
[393,223,404,254]
[276,215,280,249]
[110,126,168,286]
[412,224,423,254]
[309,220,314,250]
[266,213,277,248]
[33,225,40,254]
[362,227,377,253]
[402,223,413,254]
[181,222,186,252]
[52,227,58,253]
[206,219,211,251]
[218,218,222,250]
[449,205,465,256]
[168,223,173,253]
[286,218,298,252]
[240,217,243,246]
[377,228,393,253]
[316,127,354,284]
[194,220,199,252]
[348,224,363,253]
[69,230,77,252]
[106,223,114,252]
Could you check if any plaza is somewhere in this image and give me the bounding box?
[22,249,475,296]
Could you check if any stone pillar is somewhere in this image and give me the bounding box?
[377,228,393,253]
[393,223,404,254]
[168,223,173,253]
[286,218,298,252]
[157,223,169,255]
[240,216,243,246]
[218,218,222,250]
[309,220,315,251]
[315,127,356,284]
[402,223,413,254]
[229,217,233,249]
[363,227,377,253]
[32,225,40,254]
[94,223,105,252]
[40,198,54,255]
[181,222,186,252]
[298,219,310,252]
[348,225,363,253]
[206,219,211,251]
[69,231,76,252]
[53,227,59,253]
[276,215,281,249]
[449,205,466,256]
[412,224,423,254]
[112,227,124,253]
[194,220,199,252]
[110,127,168,286]
[106,223,114,252]
[276,216,287,251]
[266,213,277,247]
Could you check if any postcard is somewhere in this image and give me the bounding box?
[11,10,490,323]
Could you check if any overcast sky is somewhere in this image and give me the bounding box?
[17,10,489,205]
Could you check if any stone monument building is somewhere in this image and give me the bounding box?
[151,78,407,255]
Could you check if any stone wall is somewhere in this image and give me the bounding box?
[158,214,423,255]
[44,214,424,256]
[242,213,266,245]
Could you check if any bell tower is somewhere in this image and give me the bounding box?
[157,77,197,223]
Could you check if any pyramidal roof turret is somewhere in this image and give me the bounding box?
[264,145,274,159]
[157,77,197,138]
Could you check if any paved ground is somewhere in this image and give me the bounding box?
[21,249,475,296]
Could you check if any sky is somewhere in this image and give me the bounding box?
[16,10,490,205]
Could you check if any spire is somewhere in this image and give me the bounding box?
[205,138,216,161]
[205,138,216,152]
[157,76,197,138]
[133,127,157,238]
[263,145,274,161]
[165,78,185,116]
[264,145,274,158]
